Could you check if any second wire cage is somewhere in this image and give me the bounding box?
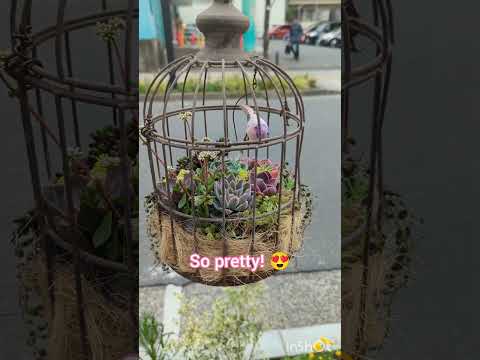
[143,0,309,286]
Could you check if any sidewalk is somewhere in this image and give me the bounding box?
[140,270,341,359]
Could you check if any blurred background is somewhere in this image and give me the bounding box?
[139,0,341,71]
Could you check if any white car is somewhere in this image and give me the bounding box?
[318,28,342,47]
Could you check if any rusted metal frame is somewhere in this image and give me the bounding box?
[124,0,134,94]
[159,139,179,264]
[221,60,228,272]
[288,134,302,252]
[14,0,59,320]
[256,58,306,201]
[156,197,293,224]
[22,66,135,96]
[12,73,137,108]
[159,62,197,139]
[252,64,272,158]
[64,31,81,148]
[46,229,129,272]
[202,65,209,138]
[342,5,353,152]
[149,59,194,176]
[341,21,388,84]
[146,59,193,178]
[152,105,302,147]
[161,61,198,166]
[189,62,209,272]
[237,60,262,253]
[10,0,18,47]
[156,62,196,267]
[55,0,67,80]
[152,123,302,152]
[256,59,306,122]
[181,64,193,156]
[356,0,391,354]
[257,60,306,135]
[144,56,193,117]
[102,0,118,126]
[374,0,393,234]
[385,0,395,42]
[18,74,58,309]
[245,59,289,245]
[32,9,138,45]
[119,108,138,350]
[124,1,138,349]
[31,46,52,179]
[260,60,289,116]
[55,94,90,358]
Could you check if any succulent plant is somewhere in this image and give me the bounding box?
[213,175,252,215]
[251,171,279,196]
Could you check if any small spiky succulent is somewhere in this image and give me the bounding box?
[214,175,252,215]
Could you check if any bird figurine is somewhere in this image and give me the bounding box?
[240,104,269,141]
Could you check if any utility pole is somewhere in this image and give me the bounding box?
[161,0,175,63]
[263,0,272,59]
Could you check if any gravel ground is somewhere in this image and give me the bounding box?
[139,286,166,323]
[139,270,341,331]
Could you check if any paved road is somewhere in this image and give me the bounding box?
[139,95,341,286]
[262,40,341,70]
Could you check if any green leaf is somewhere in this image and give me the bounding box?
[92,212,113,248]
[178,194,188,209]
[198,183,207,194]
[194,195,204,207]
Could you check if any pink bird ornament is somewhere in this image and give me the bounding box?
[240,104,269,141]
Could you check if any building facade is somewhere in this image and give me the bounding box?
[176,0,287,39]
[288,0,341,27]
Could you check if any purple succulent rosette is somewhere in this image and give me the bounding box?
[251,171,279,196]
[213,175,252,215]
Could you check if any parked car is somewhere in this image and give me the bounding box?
[304,21,341,45]
[328,31,342,48]
[268,25,291,40]
[319,28,342,47]
[301,21,324,43]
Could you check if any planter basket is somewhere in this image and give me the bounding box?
[142,0,307,286]
[147,193,308,286]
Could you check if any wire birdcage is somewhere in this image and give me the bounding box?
[342,0,394,357]
[143,0,308,286]
[2,1,138,359]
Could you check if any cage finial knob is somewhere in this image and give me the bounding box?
[196,0,250,61]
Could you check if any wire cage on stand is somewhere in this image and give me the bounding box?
[341,0,397,358]
[3,1,138,359]
[143,0,309,287]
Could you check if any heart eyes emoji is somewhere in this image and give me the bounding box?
[271,252,289,271]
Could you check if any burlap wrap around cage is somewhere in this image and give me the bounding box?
[142,0,308,286]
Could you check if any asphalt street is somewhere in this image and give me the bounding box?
[139,94,341,286]
[263,40,341,70]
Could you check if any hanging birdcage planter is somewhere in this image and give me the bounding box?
[143,0,310,286]
[341,1,416,359]
[2,1,138,359]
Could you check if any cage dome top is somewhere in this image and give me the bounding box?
[195,0,250,61]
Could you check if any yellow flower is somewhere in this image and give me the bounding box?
[176,169,190,183]
[336,351,353,360]
[238,168,249,181]
[320,336,334,346]
[308,353,316,359]
[312,340,324,353]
